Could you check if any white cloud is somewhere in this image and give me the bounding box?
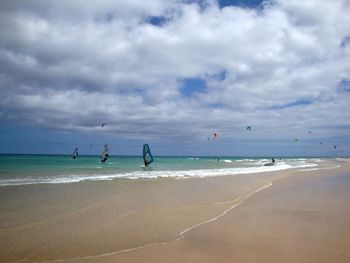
[0,0,349,144]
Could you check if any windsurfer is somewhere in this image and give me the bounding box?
[101,144,109,163]
[144,160,149,167]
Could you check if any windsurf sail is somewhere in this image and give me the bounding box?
[101,144,109,163]
[143,144,154,166]
[72,147,79,159]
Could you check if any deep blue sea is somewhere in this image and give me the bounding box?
[0,154,328,186]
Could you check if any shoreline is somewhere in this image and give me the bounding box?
[47,183,274,263]
[0,159,348,263]
[59,160,350,263]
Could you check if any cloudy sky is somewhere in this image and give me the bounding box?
[0,0,349,156]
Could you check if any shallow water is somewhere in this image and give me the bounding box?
[0,155,325,186]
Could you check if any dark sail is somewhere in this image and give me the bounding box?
[143,144,153,166]
[101,144,109,163]
[72,147,79,159]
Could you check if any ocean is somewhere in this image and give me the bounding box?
[0,154,325,186]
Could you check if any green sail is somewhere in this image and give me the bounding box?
[143,144,153,166]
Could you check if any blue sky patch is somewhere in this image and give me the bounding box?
[270,99,313,110]
[146,16,167,26]
[218,0,264,9]
[181,78,207,97]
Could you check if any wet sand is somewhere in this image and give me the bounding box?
[0,160,349,263]
[0,167,288,263]
[64,160,350,263]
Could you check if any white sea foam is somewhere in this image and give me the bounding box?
[178,183,273,236]
[0,174,119,186]
[298,164,341,172]
[0,160,319,186]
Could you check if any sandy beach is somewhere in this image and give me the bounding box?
[0,159,349,263]
[65,160,350,263]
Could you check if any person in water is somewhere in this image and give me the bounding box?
[144,160,149,167]
[272,158,275,163]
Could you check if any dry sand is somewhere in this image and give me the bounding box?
[64,161,350,263]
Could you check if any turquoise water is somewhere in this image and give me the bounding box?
[0,154,326,186]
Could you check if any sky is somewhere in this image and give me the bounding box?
[0,0,350,156]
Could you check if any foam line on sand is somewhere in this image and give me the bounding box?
[43,183,273,263]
